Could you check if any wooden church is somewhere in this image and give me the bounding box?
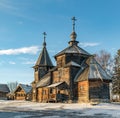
[31,17,112,103]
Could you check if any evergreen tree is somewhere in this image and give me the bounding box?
[112,49,120,100]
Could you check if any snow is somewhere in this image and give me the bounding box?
[0,100,120,118]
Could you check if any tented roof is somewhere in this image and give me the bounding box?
[55,45,90,58]
[34,46,53,67]
[74,57,112,82]
[88,57,111,80]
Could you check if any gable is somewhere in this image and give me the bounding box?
[14,84,32,94]
[14,86,25,93]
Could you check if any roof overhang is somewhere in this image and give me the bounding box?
[36,76,51,88]
[47,81,64,88]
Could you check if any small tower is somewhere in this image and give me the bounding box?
[33,32,53,83]
[68,17,79,46]
[32,32,53,102]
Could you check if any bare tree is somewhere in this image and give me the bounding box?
[95,50,113,74]
[7,81,18,92]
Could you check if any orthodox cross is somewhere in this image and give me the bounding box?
[43,32,47,42]
[43,32,47,46]
[71,16,77,32]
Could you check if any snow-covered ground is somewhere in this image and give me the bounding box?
[0,100,120,118]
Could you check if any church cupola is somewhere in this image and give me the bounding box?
[68,17,79,46]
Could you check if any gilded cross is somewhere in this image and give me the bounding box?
[71,16,77,31]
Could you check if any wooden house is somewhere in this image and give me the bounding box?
[31,17,112,103]
[0,84,10,100]
[14,84,32,100]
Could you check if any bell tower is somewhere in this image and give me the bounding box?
[32,32,53,102]
[33,32,53,83]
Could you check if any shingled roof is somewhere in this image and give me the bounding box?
[55,45,90,58]
[36,73,51,88]
[74,56,112,82]
[35,46,53,67]
[14,84,32,94]
[34,32,53,68]
[20,84,32,94]
[0,84,10,93]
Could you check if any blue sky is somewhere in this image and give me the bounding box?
[0,0,120,84]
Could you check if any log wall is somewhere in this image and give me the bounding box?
[78,81,89,102]
[37,88,49,102]
[89,80,110,102]
[52,68,70,85]
[66,54,85,65]
[15,89,26,100]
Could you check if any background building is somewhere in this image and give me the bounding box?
[14,84,32,101]
[0,84,10,100]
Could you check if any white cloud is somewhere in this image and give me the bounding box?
[0,46,40,55]
[9,61,16,65]
[79,42,100,47]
